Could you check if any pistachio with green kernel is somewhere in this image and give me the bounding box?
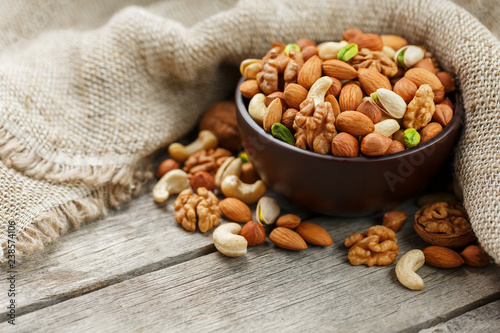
[271,122,296,145]
[337,43,358,62]
[394,45,425,68]
[238,152,249,164]
[284,43,301,55]
[256,196,280,225]
[371,88,407,119]
[403,128,421,148]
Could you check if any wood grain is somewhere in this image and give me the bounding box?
[8,200,500,332]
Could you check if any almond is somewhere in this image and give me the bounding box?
[263,97,282,132]
[460,245,491,267]
[281,108,299,132]
[327,77,342,97]
[393,77,417,104]
[349,33,383,51]
[331,132,359,157]
[338,83,363,111]
[420,122,443,142]
[322,59,358,80]
[357,99,382,124]
[239,79,261,99]
[385,140,405,154]
[301,45,319,62]
[342,29,364,41]
[276,214,301,229]
[270,227,308,250]
[336,111,375,136]
[423,246,464,268]
[240,220,266,246]
[432,104,453,126]
[436,71,456,93]
[357,68,392,95]
[325,94,341,119]
[265,91,287,111]
[360,133,392,156]
[404,68,445,103]
[219,197,252,223]
[297,55,322,89]
[284,83,308,109]
[381,35,408,50]
[412,58,436,75]
[295,222,333,246]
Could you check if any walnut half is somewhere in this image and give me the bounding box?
[345,225,399,267]
[174,187,220,232]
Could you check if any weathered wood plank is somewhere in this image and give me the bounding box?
[419,300,500,333]
[0,181,311,322]
[11,200,500,332]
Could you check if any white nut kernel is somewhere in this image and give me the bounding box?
[152,169,190,203]
[214,156,242,188]
[248,93,267,126]
[213,223,248,257]
[256,196,280,225]
[395,249,425,290]
[221,175,267,204]
[372,88,407,119]
[240,59,263,79]
[306,76,333,106]
[168,130,218,162]
[374,119,400,137]
[317,41,348,60]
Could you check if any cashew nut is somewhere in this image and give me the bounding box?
[395,249,425,290]
[374,119,400,137]
[248,93,267,126]
[307,76,333,106]
[168,130,218,162]
[214,156,242,188]
[220,175,267,204]
[152,169,190,203]
[213,223,248,257]
[240,59,263,79]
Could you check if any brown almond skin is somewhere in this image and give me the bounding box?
[420,122,443,142]
[404,68,445,103]
[360,133,392,156]
[460,245,491,267]
[433,104,453,127]
[239,79,261,99]
[284,83,308,109]
[295,222,333,246]
[331,132,359,157]
[393,77,417,104]
[297,55,322,89]
[437,71,456,93]
[263,98,282,132]
[339,83,364,112]
[413,58,436,75]
[240,221,266,246]
[385,140,405,155]
[423,246,464,268]
[270,227,307,250]
[325,94,341,119]
[342,29,364,41]
[381,35,408,50]
[219,198,252,223]
[265,91,287,110]
[349,33,383,51]
[357,100,382,124]
[156,159,180,179]
[322,59,358,80]
[357,68,392,96]
[336,111,375,137]
[276,214,302,229]
[327,77,342,97]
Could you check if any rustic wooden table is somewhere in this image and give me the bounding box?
[1,167,499,332]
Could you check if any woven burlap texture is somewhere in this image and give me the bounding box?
[0,0,499,264]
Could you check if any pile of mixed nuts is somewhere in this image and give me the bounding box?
[239,29,456,156]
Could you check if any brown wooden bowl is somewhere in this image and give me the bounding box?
[235,78,464,216]
[413,203,476,249]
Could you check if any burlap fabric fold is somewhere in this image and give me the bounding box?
[1,0,499,264]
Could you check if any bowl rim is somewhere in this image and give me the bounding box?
[235,77,463,163]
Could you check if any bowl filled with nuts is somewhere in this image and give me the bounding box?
[235,30,463,216]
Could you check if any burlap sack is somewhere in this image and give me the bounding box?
[1,0,499,264]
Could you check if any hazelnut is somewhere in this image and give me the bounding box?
[385,140,405,155]
[190,171,215,192]
[360,133,392,156]
[331,132,359,157]
[240,162,260,184]
[327,77,342,97]
[156,159,179,179]
[433,104,453,126]
[420,122,443,142]
[436,71,456,93]
[393,77,417,104]
[301,45,319,62]
[240,220,266,246]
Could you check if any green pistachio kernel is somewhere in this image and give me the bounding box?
[238,152,249,164]
[271,123,295,145]
[372,92,379,103]
[397,48,406,67]
[337,43,358,62]
[284,43,301,55]
[403,128,421,148]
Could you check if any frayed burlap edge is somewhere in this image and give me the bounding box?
[0,126,139,188]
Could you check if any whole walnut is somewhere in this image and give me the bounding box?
[198,101,241,151]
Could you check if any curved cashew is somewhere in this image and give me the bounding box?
[213,223,248,257]
[374,119,400,137]
[307,76,333,106]
[240,59,263,79]
[214,156,242,188]
[220,175,267,204]
[152,169,190,203]
[248,93,267,126]
[395,249,425,290]
[168,130,218,162]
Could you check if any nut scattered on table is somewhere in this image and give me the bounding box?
[423,246,464,268]
[382,210,408,232]
[295,222,333,246]
[240,221,266,246]
[219,197,252,223]
[213,223,248,257]
[395,249,425,290]
[345,225,399,267]
[270,227,308,251]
